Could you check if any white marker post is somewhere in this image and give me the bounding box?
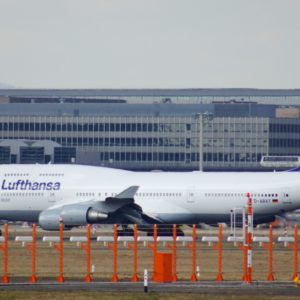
[246,192,253,284]
[144,269,148,293]
[196,266,200,279]
[91,264,95,274]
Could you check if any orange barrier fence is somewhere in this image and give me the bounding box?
[236,237,247,282]
[55,223,64,283]
[187,224,197,281]
[0,223,299,283]
[292,224,298,280]
[14,224,38,283]
[128,224,139,282]
[202,224,223,281]
[267,224,274,281]
[215,224,224,281]
[288,224,298,280]
[164,225,178,282]
[277,224,298,280]
[0,224,9,283]
[109,224,119,282]
[82,224,92,282]
[255,224,275,281]
[172,224,177,282]
[30,224,37,283]
[69,224,93,282]
[148,224,157,281]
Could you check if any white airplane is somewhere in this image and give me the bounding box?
[0,164,299,233]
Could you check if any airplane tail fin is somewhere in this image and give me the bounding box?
[286,166,300,172]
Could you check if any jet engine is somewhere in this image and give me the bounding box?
[253,215,275,225]
[39,204,108,230]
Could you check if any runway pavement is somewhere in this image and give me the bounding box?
[0,281,300,296]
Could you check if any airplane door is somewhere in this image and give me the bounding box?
[280,188,293,207]
[47,186,63,205]
[48,191,58,204]
[187,186,197,205]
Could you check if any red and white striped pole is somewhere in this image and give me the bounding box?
[246,192,253,284]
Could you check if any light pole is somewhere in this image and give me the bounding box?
[198,113,203,171]
[197,112,213,171]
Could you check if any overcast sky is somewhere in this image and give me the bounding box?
[0,0,299,89]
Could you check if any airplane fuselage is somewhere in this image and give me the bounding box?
[0,164,300,226]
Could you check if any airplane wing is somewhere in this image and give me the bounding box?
[39,185,159,230]
[114,185,139,199]
[101,185,139,212]
[46,185,139,211]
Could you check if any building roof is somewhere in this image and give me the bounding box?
[1,88,300,98]
[0,103,214,116]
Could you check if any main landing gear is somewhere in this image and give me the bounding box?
[117,225,185,236]
[146,225,184,237]
[117,225,134,236]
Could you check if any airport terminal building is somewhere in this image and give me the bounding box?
[0,88,300,171]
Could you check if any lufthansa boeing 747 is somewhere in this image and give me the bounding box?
[0,164,299,233]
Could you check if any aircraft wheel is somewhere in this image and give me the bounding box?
[176,228,184,236]
[117,228,134,236]
[146,228,185,236]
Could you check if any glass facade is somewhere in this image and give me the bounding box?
[203,117,269,169]
[20,147,45,164]
[54,147,76,164]
[0,146,10,164]
[269,119,300,156]
[2,88,300,170]
[0,115,271,170]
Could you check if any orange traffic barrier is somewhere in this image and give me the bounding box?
[108,224,119,282]
[128,224,139,282]
[186,224,197,281]
[55,223,64,283]
[153,252,173,282]
[0,224,9,283]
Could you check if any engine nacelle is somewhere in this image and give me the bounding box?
[39,204,108,230]
[253,215,276,225]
